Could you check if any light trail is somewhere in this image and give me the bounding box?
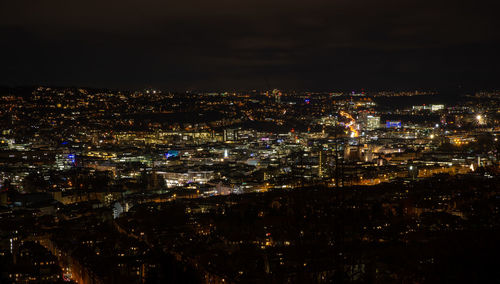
[339,111,359,137]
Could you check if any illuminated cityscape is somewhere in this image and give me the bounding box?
[0,87,499,283]
[1,0,500,283]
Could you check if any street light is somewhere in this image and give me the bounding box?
[476,114,485,125]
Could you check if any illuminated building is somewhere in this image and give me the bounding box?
[223,128,239,141]
[386,121,402,128]
[431,104,444,112]
[366,115,380,131]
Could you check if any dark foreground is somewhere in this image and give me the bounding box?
[1,173,500,283]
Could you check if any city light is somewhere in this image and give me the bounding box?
[1,0,498,281]
[0,77,497,284]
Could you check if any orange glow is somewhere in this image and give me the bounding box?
[339,111,359,137]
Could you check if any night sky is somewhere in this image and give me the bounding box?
[1,0,499,91]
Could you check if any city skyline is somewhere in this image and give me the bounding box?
[0,85,499,283]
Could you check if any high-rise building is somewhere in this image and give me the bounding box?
[359,113,380,131]
[366,115,380,131]
[223,128,238,141]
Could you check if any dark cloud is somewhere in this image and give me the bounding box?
[1,0,499,90]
